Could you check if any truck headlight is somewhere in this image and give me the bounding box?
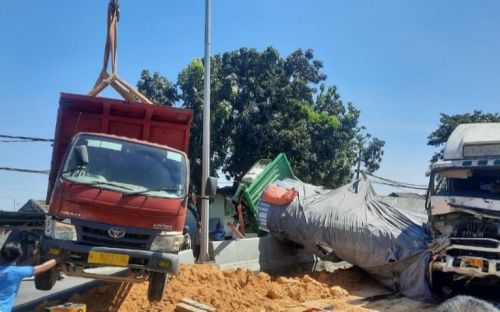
[45,219,77,241]
[150,232,184,253]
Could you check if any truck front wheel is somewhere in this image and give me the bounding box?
[147,271,168,302]
[34,266,58,290]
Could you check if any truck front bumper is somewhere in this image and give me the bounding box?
[40,236,179,275]
[432,239,500,279]
[433,256,500,279]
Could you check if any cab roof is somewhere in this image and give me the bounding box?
[444,123,500,160]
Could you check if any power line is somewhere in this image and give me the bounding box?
[0,167,49,175]
[0,187,41,193]
[363,171,428,189]
[0,140,41,143]
[371,181,428,191]
[0,134,53,143]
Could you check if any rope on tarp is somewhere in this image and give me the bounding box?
[88,0,153,104]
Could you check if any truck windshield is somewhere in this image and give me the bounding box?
[61,134,187,198]
[432,168,500,200]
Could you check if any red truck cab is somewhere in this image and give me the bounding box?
[38,93,193,302]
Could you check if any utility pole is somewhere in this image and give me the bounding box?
[355,141,362,194]
[199,0,211,263]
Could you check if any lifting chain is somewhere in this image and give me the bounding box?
[88,0,152,104]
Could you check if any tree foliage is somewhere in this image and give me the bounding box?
[137,70,178,105]
[138,47,385,190]
[356,133,385,174]
[428,111,500,163]
[177,58,233,191]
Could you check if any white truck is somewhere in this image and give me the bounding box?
[427,123,500,288]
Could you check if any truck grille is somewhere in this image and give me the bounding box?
[448,249,500,260]
[73,220,154,250]
[450,238,500,248]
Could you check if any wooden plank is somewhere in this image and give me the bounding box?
[175,298,216,312]
[175,302,207,312]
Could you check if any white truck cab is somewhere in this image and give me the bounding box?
[428,123,500,280]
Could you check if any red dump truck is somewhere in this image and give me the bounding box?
[37,93,211,302]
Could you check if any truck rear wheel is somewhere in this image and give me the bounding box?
[34,266,58,290]
[147,271,168,302]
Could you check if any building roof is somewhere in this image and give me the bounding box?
[19,199,48,214]
[388,192,425,200]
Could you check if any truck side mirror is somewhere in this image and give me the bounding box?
[205,177,218,197]
[75,145,89,166]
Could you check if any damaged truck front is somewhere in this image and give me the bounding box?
[428,123,500,286]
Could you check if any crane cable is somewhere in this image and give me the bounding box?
[87,0,153,104]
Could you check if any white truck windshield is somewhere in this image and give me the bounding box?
[432,168,500,200]
[61,134,187,197]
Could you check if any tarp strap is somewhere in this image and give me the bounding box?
[88,0,153,104]
[427,237,450,286]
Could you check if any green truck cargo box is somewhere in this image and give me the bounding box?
[233,153,297,231]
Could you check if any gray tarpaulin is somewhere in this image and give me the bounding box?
[263,178,434,302]
[378,195,428,226]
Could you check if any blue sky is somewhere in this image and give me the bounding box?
[1,0,499,210]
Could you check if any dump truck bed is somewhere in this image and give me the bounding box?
[47,93,192,202]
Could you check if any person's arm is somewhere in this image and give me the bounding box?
[34,259,57,275]
[33,249,69,275]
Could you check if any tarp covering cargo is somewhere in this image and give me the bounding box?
[263,178,434,302]
[378,194,428,226]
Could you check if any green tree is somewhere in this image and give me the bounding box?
[349,129,386,189]
[428,111,500,163]
[353,132,385,174]
[138,47,385,189]
[137,70,178,105]
[177,59,232,192]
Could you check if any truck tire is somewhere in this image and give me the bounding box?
[148,271,168,302]
[34,267,58,290]
[432,271,455,298]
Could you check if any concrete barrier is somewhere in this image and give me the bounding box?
[178,249,196,264]
[209,236,317,274]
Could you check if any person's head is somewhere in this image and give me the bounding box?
[1,242,23,263]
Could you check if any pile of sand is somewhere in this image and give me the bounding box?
[60,264,374,312]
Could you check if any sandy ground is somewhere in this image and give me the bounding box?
[35,264,436,312]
